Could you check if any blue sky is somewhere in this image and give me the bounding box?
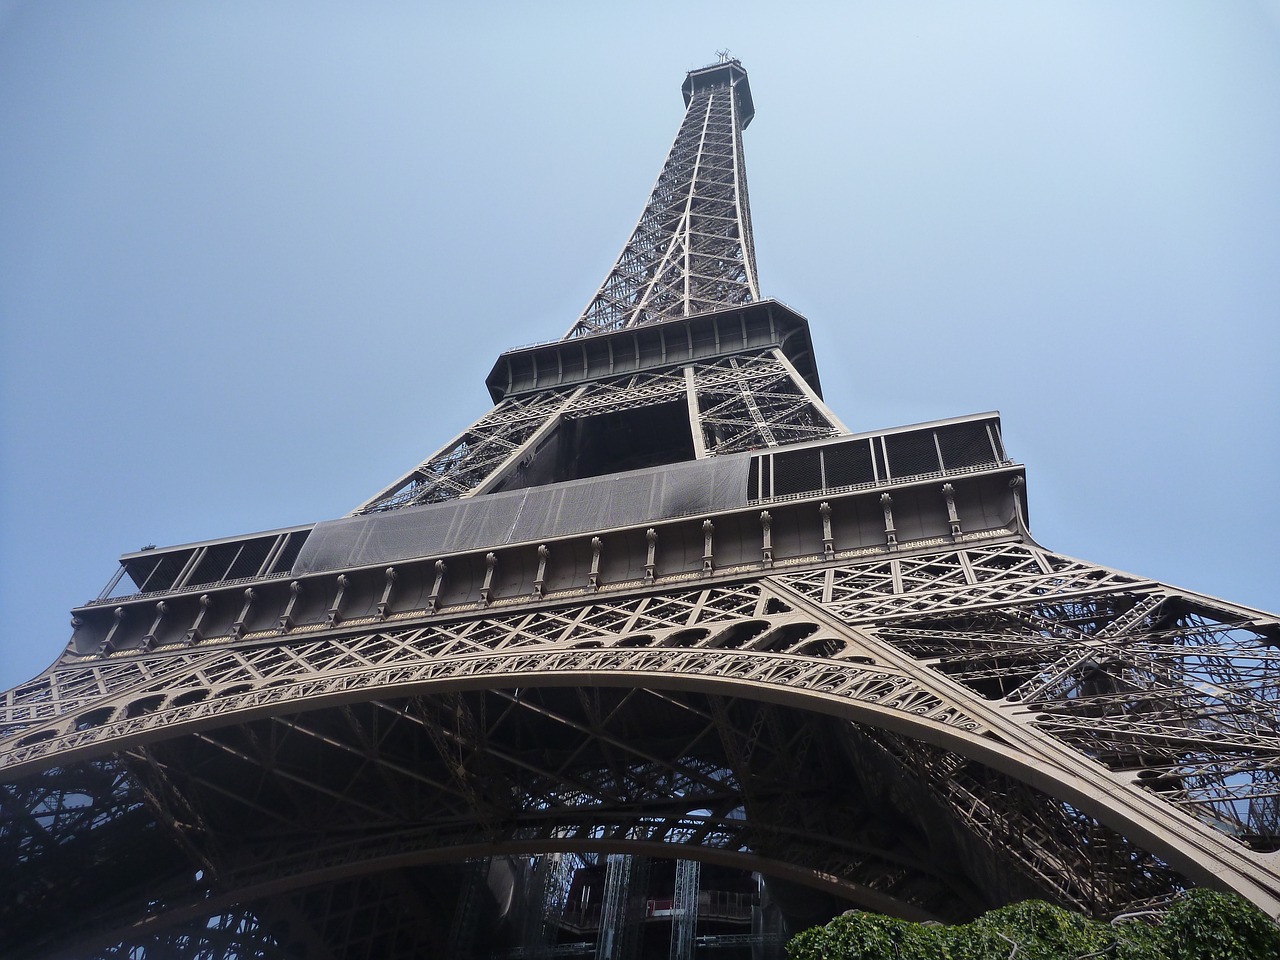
[2,1,1278,691]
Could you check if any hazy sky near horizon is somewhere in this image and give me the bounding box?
[2,1,1278,691]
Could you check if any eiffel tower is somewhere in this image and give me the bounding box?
[3,58,1279,960]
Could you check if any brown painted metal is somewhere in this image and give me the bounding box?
[2,58,1278,960]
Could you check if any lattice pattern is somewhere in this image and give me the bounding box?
[9,55,1279,960]
[356,388,579,513]
[776,543,1280,848]
[352,351,840,514]
[692,351,839,453]
[852,727,1187,917]
[120,690,981,926]
[571,368,689,416]
[94,910,286,960]
[0,582,985,774]
[5,545,1279,957]
[568,69,758,338]
[876,595,1280,843]
[778,543,1149,624]
[0,761,201,958]
[5,687,986,955]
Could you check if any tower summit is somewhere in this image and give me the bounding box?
[570,57,759,337]
[2,61,1279,960]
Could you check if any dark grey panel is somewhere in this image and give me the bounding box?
[293,455,753,575]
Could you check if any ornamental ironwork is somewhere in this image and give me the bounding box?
[2,59,1277,960]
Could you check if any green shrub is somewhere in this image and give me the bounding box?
[788,910,949,960]
[1161,889,1280,960]
[787,890,1279,960]
[956,901,1113,960]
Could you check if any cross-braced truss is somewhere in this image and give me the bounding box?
[350,58,832,518]
[353,348,842,514]
[568,61,758,338]
[691,352,839,453]
[3,541,1278,958]
[354,388,580,512]
[3,56,1278,960]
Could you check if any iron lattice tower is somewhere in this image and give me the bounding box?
[3,60,1279,960]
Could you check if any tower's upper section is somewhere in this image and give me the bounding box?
[682,59,754,127]
[565,58,761,338]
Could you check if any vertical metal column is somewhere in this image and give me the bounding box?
[540,853,576,951]
[752,874,785,960]
[595,854,633,960]
[669,858,701,960]
[596,854,650,960]
[621,856,651,960]
[445,859,488,960]
[520,855,557,957]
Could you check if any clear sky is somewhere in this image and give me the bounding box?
[2,1,1278,691]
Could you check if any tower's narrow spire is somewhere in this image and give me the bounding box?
[566,59,760,339]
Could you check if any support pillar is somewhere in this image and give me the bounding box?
[669,858,701,960]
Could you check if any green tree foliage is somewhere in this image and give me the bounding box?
[787,890,1280,960]
[1160,890,1280,960]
